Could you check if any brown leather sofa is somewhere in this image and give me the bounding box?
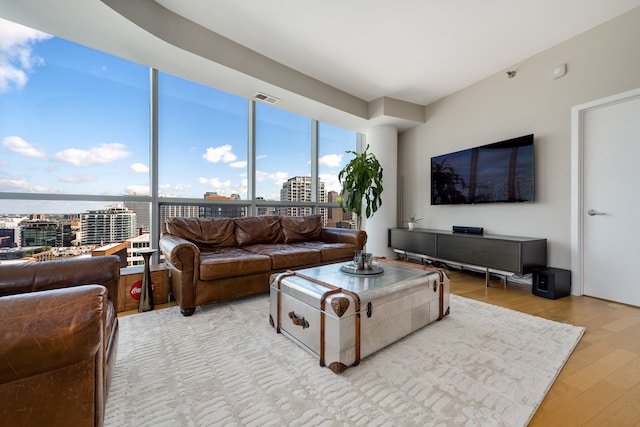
[0,256,120,427]
[160,215,367,316]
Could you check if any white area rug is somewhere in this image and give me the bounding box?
[105,295,584,427]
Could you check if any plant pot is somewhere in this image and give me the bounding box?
[408,222,415,230]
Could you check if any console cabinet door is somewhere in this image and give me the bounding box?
[437,235,521,273]
[389,229,437,257]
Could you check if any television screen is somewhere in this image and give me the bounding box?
[431,134,534,205]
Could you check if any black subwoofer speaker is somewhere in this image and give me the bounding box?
[532,268,571,300]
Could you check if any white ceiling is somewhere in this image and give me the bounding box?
[2,0,640,130]
[156,0,640,105]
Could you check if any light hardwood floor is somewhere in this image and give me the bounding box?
[120,266,640,426]
[448,268,640,427]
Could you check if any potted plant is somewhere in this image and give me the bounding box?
[337,145,383,230]
[406,213,422,230]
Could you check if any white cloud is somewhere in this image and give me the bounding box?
[125,185,149,195]
[52,143,131,167]
[319,153,343,167]
[158,183,191,197]
[130,163,149,173]
[271,171,289,186]
[196,177,247,199]
[255,170,289,186]
[0,176,28,191]
[320,173,342,193]
[198,177,232,190]
[2,135,46,158]
[230,160,247,168]
[171,183,191,191]
[202,144,237,163]
[32,185,61,193]
[0,18,51,93]
[255,170,267,182]
[59,174,97,183]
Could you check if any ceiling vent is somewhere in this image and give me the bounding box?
[253,92,280,104]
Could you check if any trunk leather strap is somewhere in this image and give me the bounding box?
[286,270,362,368]
[275,272,296,333]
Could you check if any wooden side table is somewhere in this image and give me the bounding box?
[117,264,169,313]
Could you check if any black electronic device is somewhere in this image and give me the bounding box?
[532,268,571,300]
[431,134,535,205]
[452,226,484,235]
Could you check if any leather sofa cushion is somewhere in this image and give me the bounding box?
[290,241,358,262]
[281,215,322,243]
[167,217,237,248]
[199,248,272,281]
[242,244,322,270]
[234,216,283,246]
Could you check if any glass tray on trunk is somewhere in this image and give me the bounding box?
[340,263,384,276]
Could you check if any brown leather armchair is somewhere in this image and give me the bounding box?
[0,256,120,427]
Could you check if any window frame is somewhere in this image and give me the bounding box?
[1,52,358,262]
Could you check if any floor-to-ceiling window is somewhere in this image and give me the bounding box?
[0,18,151,261]
[158,72,248,201]
[255,102,312,217]
[157,71,250,223]
[0,18,357,263]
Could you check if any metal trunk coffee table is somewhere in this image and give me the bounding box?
[269,259,450,373]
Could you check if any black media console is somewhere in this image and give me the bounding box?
[388,228,547,286]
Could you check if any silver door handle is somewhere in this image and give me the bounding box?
[587,209,606,216]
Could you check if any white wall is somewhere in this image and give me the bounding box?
[363,125,398,259]
[398,7,640,269]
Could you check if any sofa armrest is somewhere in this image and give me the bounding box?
[159,234,200,275]
[0,285,107,385]
[320,228,367,249]
[0,256,120,311]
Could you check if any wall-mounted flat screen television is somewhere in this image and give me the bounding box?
[431,134,534,205]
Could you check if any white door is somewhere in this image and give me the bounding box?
[580,92,640,306]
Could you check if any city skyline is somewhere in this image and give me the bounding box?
[1,176,351,251]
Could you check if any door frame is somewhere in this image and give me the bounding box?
[571,87,640,296]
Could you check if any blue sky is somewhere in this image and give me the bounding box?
[0,18,354,213]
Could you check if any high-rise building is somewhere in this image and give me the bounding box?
[80,205,137,245]
[124,201,151,233]
[127,233,151,266]
[20,220,73,247]
[279,176,327,224]
[326,190,345,227]
[159,204,200,232]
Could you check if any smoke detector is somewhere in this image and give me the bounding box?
[253,92,280,104]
